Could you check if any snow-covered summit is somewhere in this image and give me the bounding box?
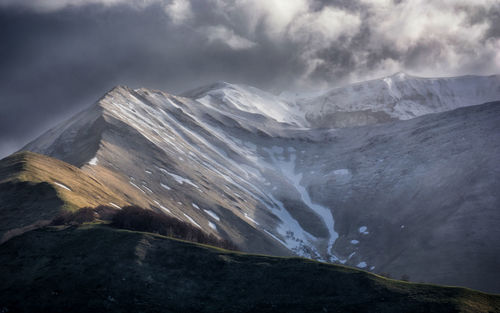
[183,82,306,127]
[181,73,500,128]
[296,73,500,127]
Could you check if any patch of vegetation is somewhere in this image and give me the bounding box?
[51,205,119,226]
[0,224,498,313]
[50,205,238,251]
[51,207,97,225]
[112,205,238,250]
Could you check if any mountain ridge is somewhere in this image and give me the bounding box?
[182,72,500,128]
[19,74,500,292]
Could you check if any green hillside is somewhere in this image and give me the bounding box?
[1,223,498,313]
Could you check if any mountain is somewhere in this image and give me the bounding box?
[1,223,499,313]
[291,73,500,127]
[183,81,306,127]
[184,73,500,128]
[20,73,500,293]
[0,151,125,243]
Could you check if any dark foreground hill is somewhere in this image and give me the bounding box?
[0,223,499,313]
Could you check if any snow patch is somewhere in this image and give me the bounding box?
[160,183,171,190]
[109,202,121,209]
[158,168,199,188]
[267,146,340,261]
[129,181,145,193]
[264,229,287,246]
[244,212,259,225]
[192,203,200,210]
[203,209,220,221]
[350,240,359,244]
[208,221,217,231]
[266,193,320,259]
[88,157,98,166]
[357,262,367,268]
[183,213,201,228]
[53,182,71,191]
[142,184,153,193]
[154,200,171,213]
[359,226,369,235]
[332,169,350,176]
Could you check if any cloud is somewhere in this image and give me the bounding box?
[348,0,500,79]
[0,0,498,86]
[0,0,152,11]
[0,0,499,157]
[288,7,361,45]
[202,25,257,50]
[164,0,193,25]
[232,0,310,38]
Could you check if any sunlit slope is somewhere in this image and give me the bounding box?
[0,223,499,313]
[0,151,126,241]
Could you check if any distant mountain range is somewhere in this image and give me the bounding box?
[2,73,500,297]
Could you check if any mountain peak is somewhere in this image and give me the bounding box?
[100,85,133,99]
[98,85,133,104]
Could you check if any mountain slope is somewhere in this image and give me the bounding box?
[1,223,499,313]
[23,86,294,256]
[183,81,306,126]
[0,151,126,243]
[185,73,500,128]
[21,76,500,292]
[293,73,500,127]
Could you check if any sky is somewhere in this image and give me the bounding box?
[1,0,500,158]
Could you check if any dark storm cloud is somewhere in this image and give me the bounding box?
[0,0,499,158]
[0,3,303,157]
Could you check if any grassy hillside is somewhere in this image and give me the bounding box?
[0,223,498,313]
[0,151,126,242]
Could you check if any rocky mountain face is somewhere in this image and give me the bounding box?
[21,73,500,293]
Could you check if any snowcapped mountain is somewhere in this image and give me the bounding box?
[183,82,306,127]
[182,73,500,129]
[292,72,500,127]
[21,73,500,293]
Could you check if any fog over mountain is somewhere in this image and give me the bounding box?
[1,0,500,157]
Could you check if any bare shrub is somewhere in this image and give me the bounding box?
[52,207,96,225]
[112,206,238,250]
